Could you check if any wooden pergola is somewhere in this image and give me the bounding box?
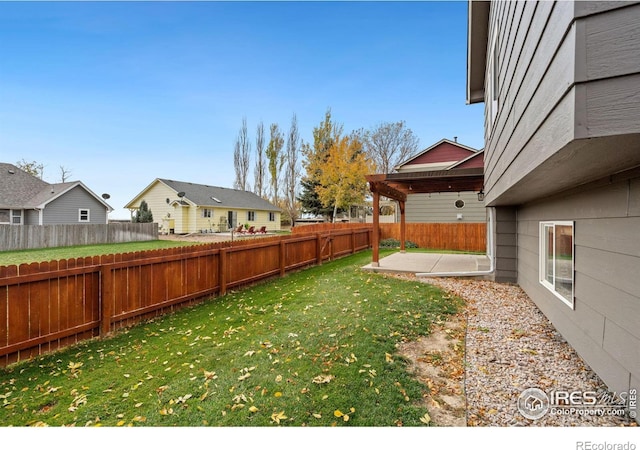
[366,167,484,266]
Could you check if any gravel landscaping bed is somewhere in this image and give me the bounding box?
[420,277,636,427]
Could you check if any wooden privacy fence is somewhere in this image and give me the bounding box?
[0,223,158,251]
[292,223,373,234]
[0,228,371,366]
[292,222,485,252]
[379,223,486,252]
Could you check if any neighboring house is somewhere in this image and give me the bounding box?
[125,178,282,234]
[467,0,640,408]
[0,162,113,225]
[395,139,485,223]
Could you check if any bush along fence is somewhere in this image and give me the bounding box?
[0,222,158,251]
[0,227,372,367]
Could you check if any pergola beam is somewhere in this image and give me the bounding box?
[366,168,484,266]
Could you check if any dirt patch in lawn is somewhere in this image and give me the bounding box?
[398,312,467,426]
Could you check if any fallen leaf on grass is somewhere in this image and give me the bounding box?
[312,374,334,384]
[271,411,287,424]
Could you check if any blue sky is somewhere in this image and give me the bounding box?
[0,1,484,219]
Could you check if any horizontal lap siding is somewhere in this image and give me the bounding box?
[486,1,577,203]
[44,186,108,225]
[406,192,486,223]
[516,176,640,394]
[0,227,371,365]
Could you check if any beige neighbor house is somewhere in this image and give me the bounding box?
[468,0,640,417]
[125,179,281,234]
[395,138,485,223]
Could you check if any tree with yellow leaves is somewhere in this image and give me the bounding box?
[314,134,374,221]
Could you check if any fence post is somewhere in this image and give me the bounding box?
[351,229,355,254]
[219,248,227,296]
[329,234,334,261]
[316,233,322,265]
[100,263,113,336]
[279,240,286,277]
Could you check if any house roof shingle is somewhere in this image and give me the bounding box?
[0,162,113,212]
[159,179,281,212]
[0,162,49,208]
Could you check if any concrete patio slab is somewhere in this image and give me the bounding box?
[362,251,492,277]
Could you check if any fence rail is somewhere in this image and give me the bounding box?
[0,227,371,366]
[292,223,373,234]
[0,223,158,251]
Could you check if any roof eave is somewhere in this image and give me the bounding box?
[467,0,490,105]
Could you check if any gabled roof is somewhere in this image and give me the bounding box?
[447,149,485,170]
[0,162,49,208]
[26,181,114,212]
[0,162,113,212]
[395,138,479,172]
[126,178,281,212]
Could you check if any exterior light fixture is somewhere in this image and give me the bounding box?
[477,190,485,201]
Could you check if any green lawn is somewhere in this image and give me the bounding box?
[0,250,462,427]
[0,240,198,267]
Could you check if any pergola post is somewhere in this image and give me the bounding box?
[368,170,483,266]
[372,191,380,267]
[399,200,406,253]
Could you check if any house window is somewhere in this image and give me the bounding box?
[202,208,212,218]
[11,210,22,225]
[454,200,465,209]
[79,208,90,222]
[269,212,275,222]
[0,209,9,223]
[247,211,256,221]
[539,221,574,309]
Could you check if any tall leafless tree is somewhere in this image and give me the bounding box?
[360,121,420,174]
[283,113,301,226]
[253,121,266,198]
[233,117,251,191]
[266,123,285,205]
[59,165,72,182]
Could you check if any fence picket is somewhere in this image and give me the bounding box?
[0,227,372,366]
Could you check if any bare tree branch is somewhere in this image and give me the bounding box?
[233,117,251,190]
[361,121,420,174]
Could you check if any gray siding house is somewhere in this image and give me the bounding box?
[0,162,112,225]
[396,139,486,223]
[467,0,640,413]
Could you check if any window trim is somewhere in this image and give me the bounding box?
[11,209,23,225]
[78,208,90,223]
[202,208,212,218]
[539,221,574,309]
[247,211,256,222]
